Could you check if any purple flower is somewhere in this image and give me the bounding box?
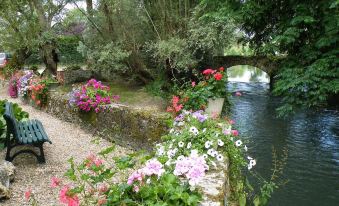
[192,110,208,122]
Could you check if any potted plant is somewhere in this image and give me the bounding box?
[201,67,227,116]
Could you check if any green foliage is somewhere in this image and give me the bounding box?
[0,100,29,146]
[57,36,85,64]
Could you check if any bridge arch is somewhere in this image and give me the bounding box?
[213,55,281,89]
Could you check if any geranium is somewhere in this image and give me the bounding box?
[166,96,183,116]
[214,72,223,81]
[51,177,61,188]
[202,69,216,75]
[25,189,31,201]
[59,185,80,206]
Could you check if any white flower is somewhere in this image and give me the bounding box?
[191,149,199,156]
[202,128,207,133]
[235,140,242,147]
[207,149,216,157]
[248,164,253,170]
[189,127,199,135]
[203,154,208,159]
[146,178,151,184]
[169,143,173,149]
[157,146,165,156]
[167,149,176,158]
[205,141,212,149]
[215,133,220,137]
[217,154,224,161]
[187,142,192,149]
[178,141,185,148]
[217,139,224,146]
[173,122,178,126]
[177,155,185,161]
[244,145,248,151]
[169,128,174,133]
[250,159,256,167]
[247,156,253,160]
[178,121,185,126]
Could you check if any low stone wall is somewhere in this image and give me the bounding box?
[43,91,169,150]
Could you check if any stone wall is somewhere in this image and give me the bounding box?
[43,91,169,150]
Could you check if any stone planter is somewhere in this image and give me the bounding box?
[205,98,225,116]
[79,110,97,125]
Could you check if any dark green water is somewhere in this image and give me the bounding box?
[227,66,339,206]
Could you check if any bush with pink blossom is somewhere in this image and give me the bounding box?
[68,79,120,113]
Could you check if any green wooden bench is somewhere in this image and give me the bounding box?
[3,102,52,163]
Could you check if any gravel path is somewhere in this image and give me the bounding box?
[0,87,131,205]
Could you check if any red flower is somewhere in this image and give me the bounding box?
[219,67,225,72]
[214,72,223,81]
[202,69,216,75]
[191,81,196,87]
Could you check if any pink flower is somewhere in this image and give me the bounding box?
[127,169,144,185]
[191,81,196,87]
[223,129,231,135]
[94,158,103,167]
[228,119,235,125]
[202,69,216,75]
[142,159,165,177]
[98,184,108,193]
[98,198,107,205]
[59,185,80,206]
[231,130,239,136]
[51,177,61,188]
[133,185,140,193]
[235,91,242,96]
[25,189,31,201]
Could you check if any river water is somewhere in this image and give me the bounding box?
[227,66,339,206]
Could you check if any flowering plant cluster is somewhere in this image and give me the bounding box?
[8,75,18,98]
[158,110,255,172]
[29,78,49,106]
[17,70,34,98]
[166,67,227,113]
[68,79,120,113]
[37,145,201,206]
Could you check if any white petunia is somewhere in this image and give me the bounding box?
[177,155,185,161]
[169,143,173,149]
[205,141,212,149]
[248,164,253,170]
[190,149,199,156]
[178,141,185,148]
[189,127,199,136]
[217,154,224,161]
[250,159,256,167]
[203,154,208,159]
[165,160,172,166]
[217,139,224,146]
[202,128,207,133]
[207,149,216,157]
[146,178,151,184]
[215,133,220,137]
[157,146,165,156]
[169,128,174,133]
[187,142,192,149]
[235,140,242,147]
[244,145,248,152]
[178,121,185,126]
[247,156,253,160]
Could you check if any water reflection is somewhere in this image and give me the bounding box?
[227,65,269,83]
[227,67,339,205]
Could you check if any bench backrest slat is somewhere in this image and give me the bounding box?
[3,102,18,137]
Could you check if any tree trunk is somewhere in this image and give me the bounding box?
[86,0,93,16]
[101,1,114,38]
[41,43,57,76]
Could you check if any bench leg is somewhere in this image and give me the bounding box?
[5,144,12,162]
[37,144,46,164]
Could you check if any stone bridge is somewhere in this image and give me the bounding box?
[213,55,282,88]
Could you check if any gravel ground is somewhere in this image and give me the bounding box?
[0,87,132,205]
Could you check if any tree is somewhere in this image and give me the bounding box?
[202,0,339,114]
